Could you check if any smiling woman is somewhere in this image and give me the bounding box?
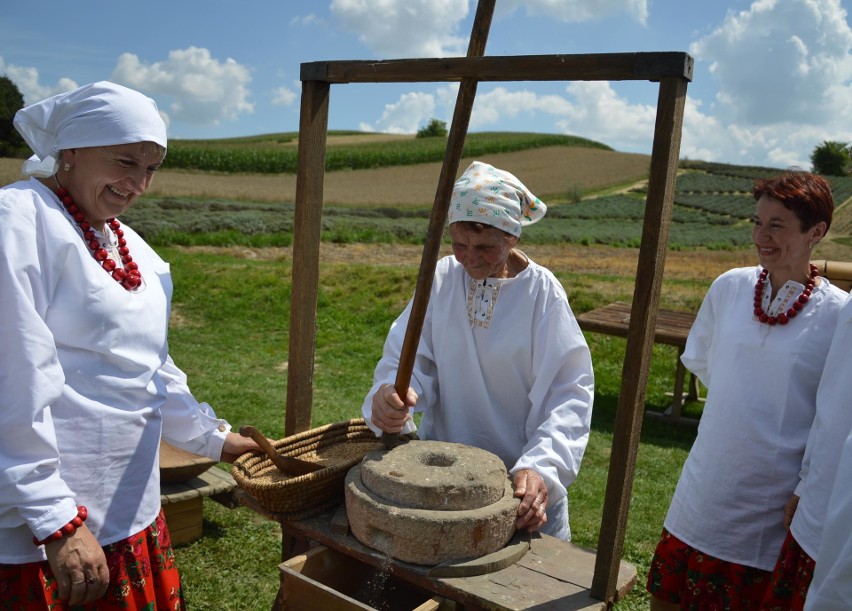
[0,81,260,610]
[646,170,848,611]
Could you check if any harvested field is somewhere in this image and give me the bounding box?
[5,147,648,205]
[0,147,649,206]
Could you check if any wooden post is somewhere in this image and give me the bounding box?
[383,0,496,449]
[591,75,688,604]
[286,80,330,436]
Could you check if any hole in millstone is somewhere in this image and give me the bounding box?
[420,452,455,467]
[389,471,404,477]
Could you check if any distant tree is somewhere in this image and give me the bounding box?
[810,140,851,176]
[0,75,26,157]
[416,118,448,138]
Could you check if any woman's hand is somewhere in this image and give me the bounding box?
[220,431,262,463]
[783,494,800,531]
[513,469,549,532]
[44,524,109,605]
[370,383,417,433]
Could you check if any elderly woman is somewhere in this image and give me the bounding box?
[362,161,594,540]
[647,171,848,610]
[0,82,257,609]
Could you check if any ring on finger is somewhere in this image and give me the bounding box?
[86,576,97,584]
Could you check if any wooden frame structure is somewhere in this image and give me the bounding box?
[286,26,692,608]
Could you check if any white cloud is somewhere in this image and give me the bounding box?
[359,91,436,133]
[272,86,297,106]
[111,47,254,126]
[0,57,77,104]
[330,0,470,58]
[498,0,649,25]
[290,13,321,27]
[690,0,852,126]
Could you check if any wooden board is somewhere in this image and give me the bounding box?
[575,301,695,347]
[159,441,216,484]
[163,495,203,546]
[242,498,637,611]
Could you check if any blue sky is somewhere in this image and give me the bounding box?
[2,0,852,169]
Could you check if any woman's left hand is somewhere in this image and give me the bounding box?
[219,432,262,463]
[783,494,800,531]
[513,469,548,532]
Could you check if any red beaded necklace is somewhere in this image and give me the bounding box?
[753,263,818,325]
[56,187,142,291]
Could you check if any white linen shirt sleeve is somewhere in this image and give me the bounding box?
[681,277,719,388]
[0,199,78,538]
[509,302,594,503]
[360,299,433,437]
[158,355,229,461]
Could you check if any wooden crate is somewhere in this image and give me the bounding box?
[163,496,203,546]
[278,546,452,611]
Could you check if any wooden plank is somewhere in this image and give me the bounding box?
[286,79,330,436]
[592,75,689,602]
[257,503,636,611]
[576,302,695,346]
[301,52,694,84]
[160,467,236,505]
[163,496,203,546]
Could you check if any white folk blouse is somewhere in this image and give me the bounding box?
[0,178,229,563]
[791,293,852,559]
[665,266,848,570]
[805,422,852,610]
[361,255,594,536]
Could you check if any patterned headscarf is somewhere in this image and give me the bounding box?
[14,81,168,178]
[448,161,546,237]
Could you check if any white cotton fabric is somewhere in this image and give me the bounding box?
[448,161,546,237]
[361,255,594,540]
[791,293,852,559]
[665,266,848,570]
[14,81,167,178]
[804,425,852,610]
[0,179,228,563]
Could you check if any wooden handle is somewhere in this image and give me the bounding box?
[239,425,323,476]
[383,0,496,452]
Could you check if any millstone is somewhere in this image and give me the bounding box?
[345,440,519,565]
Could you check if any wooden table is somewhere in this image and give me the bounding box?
[575,301,701,425]
[236,491,636,610]
[160,466,237,544]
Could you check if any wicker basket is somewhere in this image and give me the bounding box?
[231,418,383,520]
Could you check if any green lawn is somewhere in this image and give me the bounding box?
[161,246,706,610]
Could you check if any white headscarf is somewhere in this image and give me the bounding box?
[448,161,546,237]
[14,81,168,178]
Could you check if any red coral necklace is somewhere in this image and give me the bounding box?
[56,187,142,291]
[753,264,818,325]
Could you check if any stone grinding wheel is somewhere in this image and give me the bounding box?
[344,440,520,566]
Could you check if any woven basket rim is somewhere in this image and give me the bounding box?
[231,418,382,515]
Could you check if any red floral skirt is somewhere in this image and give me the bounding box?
[647,528,772,610]
[760,531,815,611]
[0,509,185,611]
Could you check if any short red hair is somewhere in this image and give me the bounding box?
[753,170,834,231]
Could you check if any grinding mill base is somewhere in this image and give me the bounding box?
[344,441,519,566]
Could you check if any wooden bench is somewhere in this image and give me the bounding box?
[159,442,237,545]
[813,259,852,292]
[575,301,700,425]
